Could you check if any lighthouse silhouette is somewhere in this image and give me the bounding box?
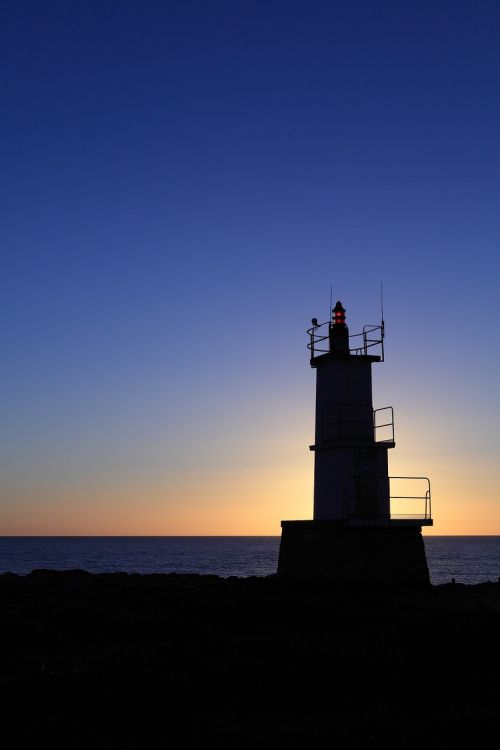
[278,301,432,586]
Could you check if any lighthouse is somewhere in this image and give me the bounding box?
[278,301,432,586]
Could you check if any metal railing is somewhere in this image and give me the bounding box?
[307,320,385,361]
[319,404,394,444]
[344,475,432,521]
[373,406,394,443]
[389,476,432,520]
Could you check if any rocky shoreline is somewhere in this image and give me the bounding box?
[1,570,499,746]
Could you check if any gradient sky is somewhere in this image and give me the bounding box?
[2,0,499,535]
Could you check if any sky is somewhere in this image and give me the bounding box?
[1,0,499,535]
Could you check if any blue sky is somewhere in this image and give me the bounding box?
[1,1,499,533]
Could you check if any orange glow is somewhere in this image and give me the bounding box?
[1,464,313,536]
[2,450,499,536]
[2,385,498,537]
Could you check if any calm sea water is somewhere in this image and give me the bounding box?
[0,536,498,585]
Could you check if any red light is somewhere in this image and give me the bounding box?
[333,301,346,325]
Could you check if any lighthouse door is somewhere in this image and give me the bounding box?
[355,450,378,518]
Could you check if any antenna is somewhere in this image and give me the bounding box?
[380,282,385,337]
[329,284,333,322]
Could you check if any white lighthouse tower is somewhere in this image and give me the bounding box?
[278,301,432,586]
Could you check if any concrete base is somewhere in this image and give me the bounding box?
[278,520,430,587]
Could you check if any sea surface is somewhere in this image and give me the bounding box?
[0,536,498,585]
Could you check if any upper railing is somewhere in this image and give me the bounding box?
[307,320,385,361]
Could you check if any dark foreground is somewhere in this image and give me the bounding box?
[1,571,499,747]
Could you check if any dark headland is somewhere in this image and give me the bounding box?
[1,571,499,747]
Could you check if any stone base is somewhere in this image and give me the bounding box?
[278,520,430,587]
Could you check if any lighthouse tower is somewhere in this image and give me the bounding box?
[278,301,432,587]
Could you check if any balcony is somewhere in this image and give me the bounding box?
[310,405,395,450]
[307,320,385,362]
[345,476,433,527]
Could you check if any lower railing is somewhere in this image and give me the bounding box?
[389,476,432,520]
[345,476,432,521]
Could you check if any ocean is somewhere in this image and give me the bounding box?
[0,536,498,584]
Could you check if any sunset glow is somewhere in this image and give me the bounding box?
[2,2,499,536]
